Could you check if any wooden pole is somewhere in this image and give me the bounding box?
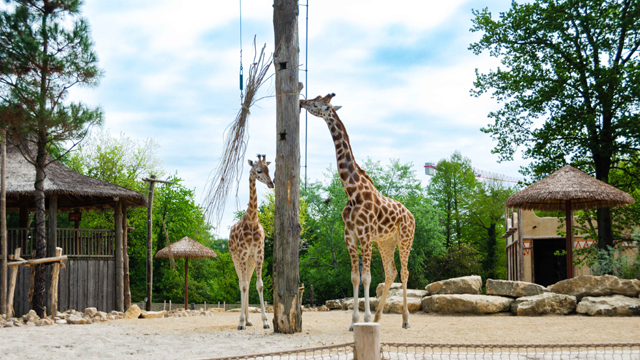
[47,196,58,258]
[115,200,124,311]
[146,177,155,311]
[184,258,189,309]
[49,247,62,315]
[142,176,173,312]
[517,209,525,281]
[273,0,302,334]
[1,129,6,316]
[123,217,132,310]
[565,200,574,279]
[353,323,381,360]
[6,248,20,318]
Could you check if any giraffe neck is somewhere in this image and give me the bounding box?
[245,175,259,223]
[324,111,365,198]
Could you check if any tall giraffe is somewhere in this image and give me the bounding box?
[229,155,274,330]
[300,93,416,330]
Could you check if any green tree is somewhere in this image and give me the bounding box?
[470,0,640,250]
[466,180,515,279]
[427,151,478,248]
[0,0,103,316]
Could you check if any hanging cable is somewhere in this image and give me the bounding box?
[239,0,244,103]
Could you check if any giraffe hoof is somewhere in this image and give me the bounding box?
[246,321,253,327]
[263,324,271,329]
[402,323,410,329]
[238,325,246,330]
[349,325,354,332]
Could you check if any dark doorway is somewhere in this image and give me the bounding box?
[533,238,567,287]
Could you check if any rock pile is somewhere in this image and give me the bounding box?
[324,275,640,317]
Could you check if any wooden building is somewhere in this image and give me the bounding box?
[4,145,146,316]
[505,209,637,286]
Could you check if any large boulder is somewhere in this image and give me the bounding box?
[140,311,166,319]
[425,276,482,295]
[376,283,402,297]
[22,310,40,324]
[511,293,577,316]
[325,299,344,310]
[576,295,640,316]
[124,304,142,319]
[548,275,640,300]
[84,307,98,317]
[421,294,512,314]
[67,315,87,324]
[486,279,545,298]
[375,296,423,313]
[342,298,377,311]
[376,283,427,299]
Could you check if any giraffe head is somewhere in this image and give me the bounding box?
[300,93,342,119]
[248,154,274,188]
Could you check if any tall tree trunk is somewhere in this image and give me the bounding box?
[594,153,613,249]
[273,0,302,334]
[33,140,47,317]
[486,223,496,279]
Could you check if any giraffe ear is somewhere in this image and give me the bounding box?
[248,160,254,166]
[266,161,271,166]
[333,105,342,111]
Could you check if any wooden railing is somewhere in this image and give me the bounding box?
[8,228,115,258]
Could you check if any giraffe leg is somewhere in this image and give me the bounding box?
[244,258,256,327]
[237,278,249,330]
[399,218,415,329]
[374,238,398,323]
[255,253,270,329]
[345,231,360,332]
[360,235,374,323]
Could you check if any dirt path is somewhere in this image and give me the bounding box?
[1,311,639,359]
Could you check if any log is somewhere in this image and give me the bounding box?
[50,248,62,315]
[1,128,6,316]
[6,248,20,318]
[7,255,68,267]
[115,200,123,311]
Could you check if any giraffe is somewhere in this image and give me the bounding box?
[300,93,416,330]
[229,154,274,330]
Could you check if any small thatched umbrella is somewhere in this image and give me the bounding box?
[505,165,634,278]
[155,237,217,308]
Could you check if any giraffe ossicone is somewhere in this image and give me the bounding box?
[229,154,274,330]
[300,94,416,330]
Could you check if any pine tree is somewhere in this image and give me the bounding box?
[0,0,103,317]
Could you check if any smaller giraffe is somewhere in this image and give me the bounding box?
[229,155,274,330]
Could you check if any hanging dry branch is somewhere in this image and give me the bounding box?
[203,38,272,226]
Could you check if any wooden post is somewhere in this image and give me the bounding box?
[6,248,20,318]
[0,128,6,316]
[47,196,58,258]
[310,284,314,308]
[353,323,381,360]
[19,197,27,251]
[517,209,524,281]
[184,258,189,310]
[169,300,171,311]
[163,300,166,311]
[565,200,574,279]
[114,200,124,311]
[123,216,132,310]
[142,176,173,312]
[273,0,302,334]
[49,247,62,315]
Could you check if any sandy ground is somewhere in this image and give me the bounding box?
[1,310,639,359]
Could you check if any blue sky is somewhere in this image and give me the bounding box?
[68,0,526,236]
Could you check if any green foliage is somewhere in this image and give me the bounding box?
[573,245,640,279]
[426,151,478,248]
[470,0,640,248]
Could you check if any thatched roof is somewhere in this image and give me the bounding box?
[5,145,146,211]
[505,165,635,211]
[155,237,217,259]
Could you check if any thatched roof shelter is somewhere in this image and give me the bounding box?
[505,165,634,278]
[156,237,217,307]
[6,145,146,211]
[505,165,635,211]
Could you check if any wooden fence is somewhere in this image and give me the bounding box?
[6,228,117,317]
